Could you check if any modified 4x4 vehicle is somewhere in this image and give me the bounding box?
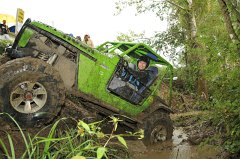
[0,18,174,145]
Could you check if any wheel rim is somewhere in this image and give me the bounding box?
[150,124,167,143]
[10,81,47,114]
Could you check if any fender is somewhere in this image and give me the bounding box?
[136,96,173,121]
[157,103,174,114]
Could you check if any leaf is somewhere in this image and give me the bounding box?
[109,116,122,131]
[96,132,105,138]
[97,147,107,159]
[117,136,128,148]
[79,121,90,132]
[71,156,86,159]
[7,134,15,158]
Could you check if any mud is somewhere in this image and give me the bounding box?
[128,128,221,159]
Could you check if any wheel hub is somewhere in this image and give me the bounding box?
[24,92,33,100]
[151,125,167,143]
[10,81,47,114]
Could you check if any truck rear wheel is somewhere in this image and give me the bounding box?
[142,111,173,146]
[0,57,65,127]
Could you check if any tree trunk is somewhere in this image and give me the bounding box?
[187,0,197,42]
[227,0,240,48]
[229,0,240,28]
[186,0,208,100]
[197,73,209,100]
[218,0,240,43]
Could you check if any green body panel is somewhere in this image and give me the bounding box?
[78,54,96,93]
[18,28,34,47]
[14,19,173,116]
[77,42,173,116]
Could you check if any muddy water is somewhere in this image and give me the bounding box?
[128,128,220,159]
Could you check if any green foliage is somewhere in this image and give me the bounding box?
[0,114,143,159]
[173,67,197,93]
[0,40,12,54]
[97,147,107,159]
[116,30,146,42]
[195,2,240,153]
[115,0,170,19]
[153,24,185,65]
[211,100,240,153]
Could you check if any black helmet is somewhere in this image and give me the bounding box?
[137,55,150,68]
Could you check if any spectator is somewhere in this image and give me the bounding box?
[0,20,9,35]
[69,33,74,37]
[0,20,10,40]
[76,36,82,41]
[83,34,94,48]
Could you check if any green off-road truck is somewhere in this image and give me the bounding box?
[0,18,174,145]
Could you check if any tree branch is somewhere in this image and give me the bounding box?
[228,0,240,26]
[165,0,188,11]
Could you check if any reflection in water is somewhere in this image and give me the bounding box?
[171,128,190,159]
[129,128,220,159]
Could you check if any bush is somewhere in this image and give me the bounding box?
[212,100,240,154]
[0,40,12,54]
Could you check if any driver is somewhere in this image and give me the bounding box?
[108,55,151,103]
[137,55,150,84]
[127,55,150,90]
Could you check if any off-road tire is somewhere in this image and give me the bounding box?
[0,57,65,127]
[142,111,173,146]
[0,54,11,66]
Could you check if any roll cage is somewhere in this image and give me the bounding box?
[96,42,174,106]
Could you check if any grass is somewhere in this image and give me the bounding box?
[0,113,143,159]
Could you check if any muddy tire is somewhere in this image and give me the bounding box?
[142,111,173,146]
[0,57,65,127]
[0,54,11,66]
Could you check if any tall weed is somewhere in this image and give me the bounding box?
[0,114,142,159]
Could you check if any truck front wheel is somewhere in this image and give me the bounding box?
[0,57,65,127]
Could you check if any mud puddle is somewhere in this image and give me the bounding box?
[128,128,220,159]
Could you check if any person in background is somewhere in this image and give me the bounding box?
[0,20,10,40]
[76,36,82,41]
[0,20,9,35]
[83,34,94,48]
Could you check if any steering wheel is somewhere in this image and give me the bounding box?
[116,58,129,79]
